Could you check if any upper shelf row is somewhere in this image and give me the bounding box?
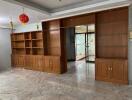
[11,31,43,41]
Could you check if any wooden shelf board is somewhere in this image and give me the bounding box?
[12,47,25,49]
[12,40,25,42]
[32,47,44,49]
[26,47,32,48]
[32,39,43,40]
[25,39,31,41]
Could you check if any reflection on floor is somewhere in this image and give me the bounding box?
[67,60,95,81]
[0,61,132,100]
[86,55,95,62]
[76,54,85,60]
[76,55,95,61]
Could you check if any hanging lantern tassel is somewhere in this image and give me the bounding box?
[19,13,29,24]
[10,21,14,33]
[37,24,39,30]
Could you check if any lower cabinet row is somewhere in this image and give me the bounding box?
[11,55,61,74]
[95,58,128,84]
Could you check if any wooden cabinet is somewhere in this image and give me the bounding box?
[95,7,128,84]
[44,56,60,74]
[44,56,51,72]
[111,60,128,84]
[95,58,128,84]
[25,55,32,70]
[25,55,44,71]
[51,56,61,74]
[42,19,67,73]
[95,59,110,81]
[11,54,62,73]
[11,54,25,67]
[11,30,64,74]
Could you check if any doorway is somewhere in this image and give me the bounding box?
[65,24,95,79]
[75,24,95,62]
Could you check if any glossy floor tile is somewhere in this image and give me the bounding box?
[0,61,132,100]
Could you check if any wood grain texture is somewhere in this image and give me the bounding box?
[95,7,128,84]
[96,7,128,59]
[42,20,67,73]
[95,58,128,84]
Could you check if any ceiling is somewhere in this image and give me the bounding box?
[0,0,131,28]
[28,0,89,9]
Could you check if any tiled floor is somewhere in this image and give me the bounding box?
[0,61,132,100]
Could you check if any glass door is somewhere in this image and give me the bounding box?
[75,24,95,61]
[86,24,95,62]
[75,25,86,60]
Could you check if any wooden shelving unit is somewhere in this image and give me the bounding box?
[11,31,45,71]
[42,20,67,73]
[11,33,25,55]
[11,31,44,55]
[11,21,67,74]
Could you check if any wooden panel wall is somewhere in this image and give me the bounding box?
[96,7,128,59]
[95,7,128,84]
[62,14,95,27]
[42,20,67,73]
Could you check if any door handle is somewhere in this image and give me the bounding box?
[108,67,113,71]
[108,67,111,71]
[111,67,113,71]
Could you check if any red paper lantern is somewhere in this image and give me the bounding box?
[19,13,29,24]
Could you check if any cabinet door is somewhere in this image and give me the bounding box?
[12,55,25,68]
[25,55,32,69]
[95,59,110,81]
[18,55,25,67]
[42,56,45,72]
[44,56,51,72]
[111,60,128,84]
[35,56,43,71]
[51,57,61,74]
[32,56,37,70]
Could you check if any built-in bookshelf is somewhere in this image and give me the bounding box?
[11,31,44,55]
[11,23,66,74]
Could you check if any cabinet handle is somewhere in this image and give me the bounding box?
[108,67,113,71]
[108,67,110,71]
[111,67,113,71]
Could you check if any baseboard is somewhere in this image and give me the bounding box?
[67,59,75,61]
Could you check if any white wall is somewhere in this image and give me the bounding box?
[129,5,132,84]
[0,28,11,71]
[14,22,42,33]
